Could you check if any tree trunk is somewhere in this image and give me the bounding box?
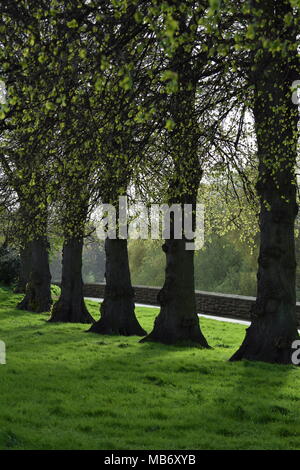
[49,238,94,323]
[230,167,299,364]
[88,238,146,336]
[230,9,299,363]
[141,236,209,347]
[14,244,32,294]
[141,173,209,347]
[17,237,52,313]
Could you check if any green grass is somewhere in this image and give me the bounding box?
[0,285,299,450]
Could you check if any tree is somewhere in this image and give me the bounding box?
[0,1,64,312]
[86,3,158,336]
[48,70,97,323]
[140,1,215,346]
[48,162,95,324]
[0,133,53,313]
[227,0,300,363]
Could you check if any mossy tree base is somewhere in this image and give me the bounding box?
[88,238,146,336]
[141,239,210,348]
[88,297,146,336]
[48,238,94,324]
[230,311,299,364]
[49,298,94,324]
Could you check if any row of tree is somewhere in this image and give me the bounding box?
[0,0,299,364]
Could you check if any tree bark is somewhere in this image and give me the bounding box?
[230,150,299,363]
[88,237,147,336]
[49,237,94,323]
[141,236,209,346]
[17,237,52,313]
[230,3,299,363]
[14,199,33,294]
[14,244,32,294]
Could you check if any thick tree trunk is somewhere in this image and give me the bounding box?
[14,244,32,294]
[49,238,94,323]
[141,237,209,347]
[230,165,299,363]
[17,237,52,313]
[230,181,299,363]
[230,12,299,363]
[88,238,146,336]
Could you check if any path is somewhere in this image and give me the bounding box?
[85,297,251,327]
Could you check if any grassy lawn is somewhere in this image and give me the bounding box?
[0,285,299,450]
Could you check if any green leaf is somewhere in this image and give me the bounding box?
[134,11,143,24]
[120,74,133,91]
[165,119,175,131]
[246,24,255,40]
[165,14,179,39]
[79,49,87,59]
[38,53,47,64]
[45,101,55,111]
[161,70,178,82]
[67,19,79,28]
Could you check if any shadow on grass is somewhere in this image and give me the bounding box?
[209,356,297,449]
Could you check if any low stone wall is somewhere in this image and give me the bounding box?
[54,282,300,326]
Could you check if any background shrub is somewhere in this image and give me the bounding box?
[0,245,20,286]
